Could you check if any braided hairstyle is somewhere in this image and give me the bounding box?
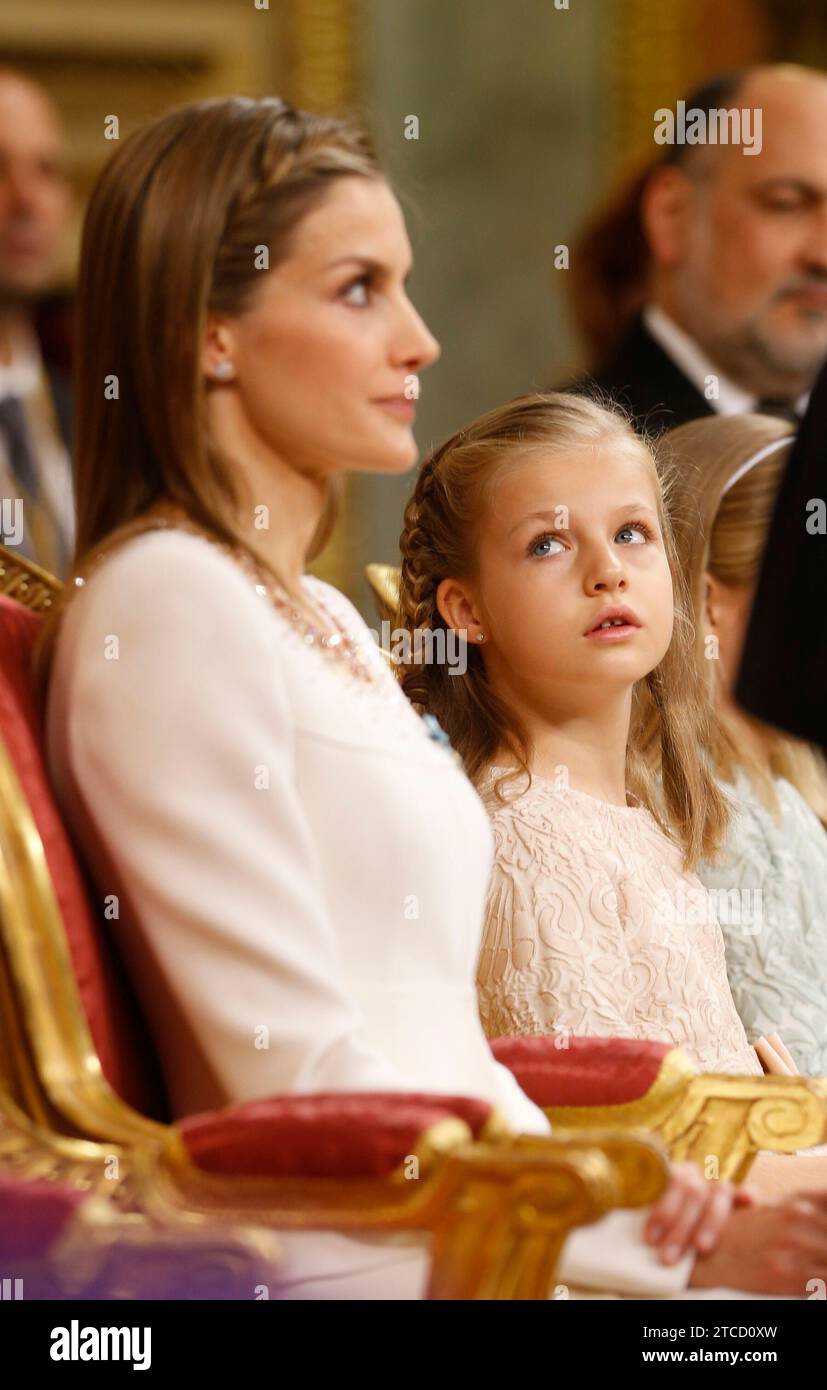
[397,390,731,871]
[398,430,531,792]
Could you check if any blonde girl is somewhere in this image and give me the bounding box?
[397,390,827,1198]
[657,414,827,1075]
[397,390,760,1073]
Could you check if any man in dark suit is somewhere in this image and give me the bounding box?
[0,68,74,577]
[574,66,827,434]
[736,353,827,752]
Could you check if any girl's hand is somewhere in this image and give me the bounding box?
[755,1033,800,1075]
[644,1161,754,1265]
[689,1193,827,1295]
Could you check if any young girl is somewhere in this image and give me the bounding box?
[397,389,827,1198]
[658,413,827,1075]
[397,390,765,1074]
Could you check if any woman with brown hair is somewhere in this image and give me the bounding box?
[656,414,827,1076]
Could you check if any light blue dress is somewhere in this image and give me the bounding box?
[697,769,827,1075]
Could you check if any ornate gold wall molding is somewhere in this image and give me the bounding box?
[0,1,362,598]
[282,6,363,594]
[0,0,283,281]
[605,0,770,176]
[286,0,360,112]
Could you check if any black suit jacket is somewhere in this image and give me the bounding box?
[567,316,715,434]
[736,359,826,750]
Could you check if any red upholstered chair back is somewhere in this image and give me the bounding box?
[0,593,168,1120]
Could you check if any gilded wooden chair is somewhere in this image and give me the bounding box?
[0,1120,282,1300]
[366,561,827,1184]
[0,545,61,613]
[493,1036,827,1185]
[365,562,400,625]
[0,543,667,1301]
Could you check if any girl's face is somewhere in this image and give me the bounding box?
[206,176,440,477]
[456,442,676,706]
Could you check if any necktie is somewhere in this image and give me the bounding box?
[0,394,39,499]
[756,398,800,424]
[0,390,68,576]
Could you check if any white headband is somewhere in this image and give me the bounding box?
[719,436,792,497]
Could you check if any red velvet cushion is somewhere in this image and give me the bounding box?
[0,1174,87,1259]
[178,1092,493,1179]
[0,594,167,1119]
[490,1036,674,1107]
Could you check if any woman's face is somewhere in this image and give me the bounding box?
[210,177,440,477]
[458,442,676,707]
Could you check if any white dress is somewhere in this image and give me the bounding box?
[477,768,762,1077]
[46,527,699,1298]
[697,770,827,1075]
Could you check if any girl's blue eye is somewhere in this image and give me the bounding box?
[530,534,565,558]
[615,522,651,545]
[528,520,654,557]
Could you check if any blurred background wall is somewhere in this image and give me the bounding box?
[5,0,827,616]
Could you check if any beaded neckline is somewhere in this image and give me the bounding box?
[72,502,384,690]
[227,546,380,687]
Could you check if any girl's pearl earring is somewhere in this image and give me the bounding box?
[476,633,485,642]
[212,360,235,381]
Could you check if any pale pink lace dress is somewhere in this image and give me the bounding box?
[477,767,762,1075]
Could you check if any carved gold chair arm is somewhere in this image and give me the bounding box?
[546,1066,827,1184]
[364,562,400,625]
[0,545,62,613]
[0,1081,668,1300]
[148,1119,668,1300]
[424,1138,621,1301]
[0,1092,282,1299]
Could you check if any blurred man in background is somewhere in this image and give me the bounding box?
[571,65,827,433]
[0,67,74,576]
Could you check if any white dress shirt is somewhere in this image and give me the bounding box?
[46,527,708,1298]
[643,304,810,417]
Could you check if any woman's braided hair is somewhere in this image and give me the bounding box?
[396,390,731,871]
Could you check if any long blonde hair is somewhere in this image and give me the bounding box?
[397,391,730,871]
[33,95,383,700]
[657,413,827,827]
